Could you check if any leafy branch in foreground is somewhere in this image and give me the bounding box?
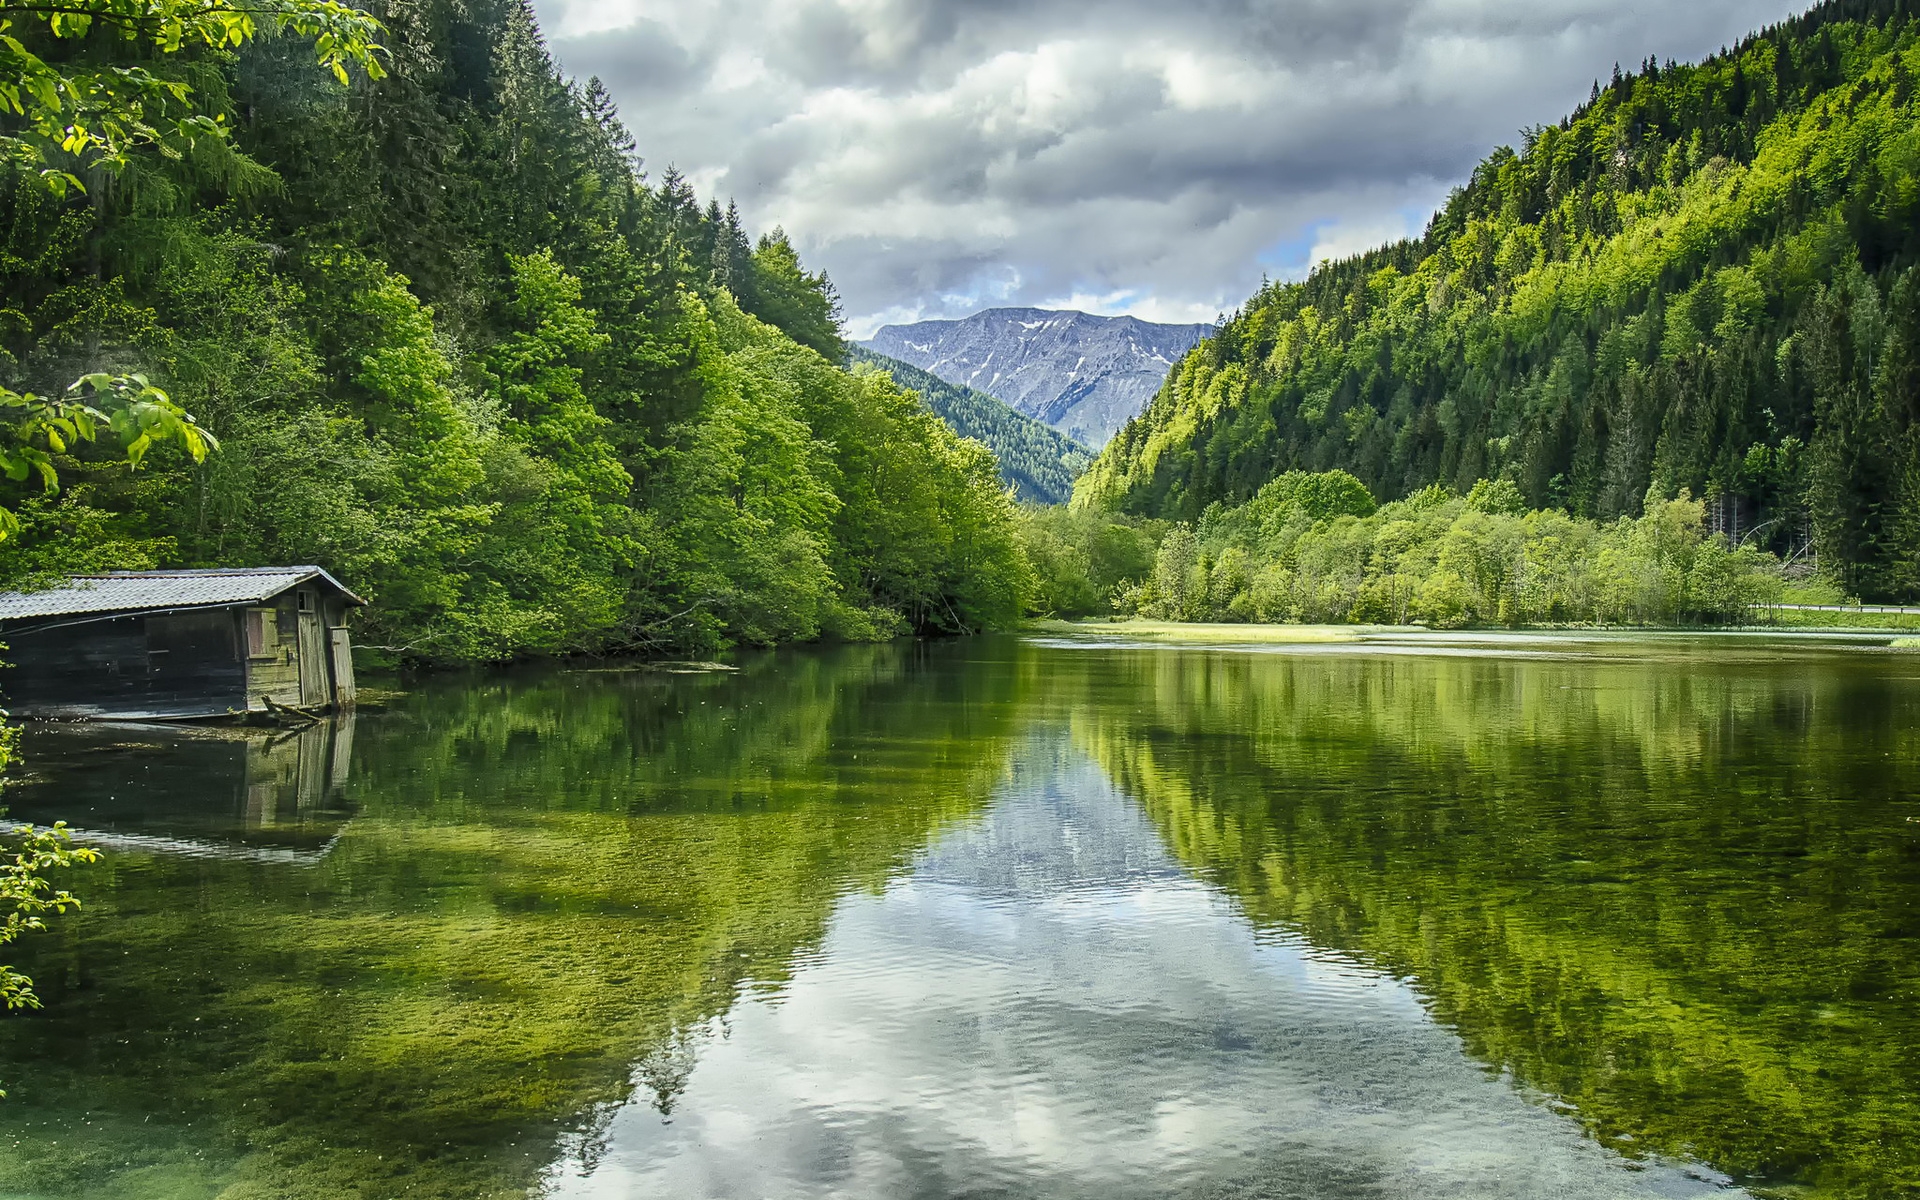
[0,816,96,1017]
[0,373,213,1024]
[0,697,98,1067]
[0,373,217,540]
[1,0,386,192]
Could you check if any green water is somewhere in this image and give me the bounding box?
[0,633,1916,1199]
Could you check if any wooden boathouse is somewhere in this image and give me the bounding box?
[0,567,363,720]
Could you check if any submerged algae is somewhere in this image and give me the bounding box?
[0,643,1029,1199]
[1054,641,1920,1198]
[1,635,1917,1199]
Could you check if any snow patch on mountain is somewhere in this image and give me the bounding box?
[862,308,1213,449]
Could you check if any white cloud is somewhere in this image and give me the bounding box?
[1307,203,1438,269]
[542,756,1743,1199]
[539,0,1807,331]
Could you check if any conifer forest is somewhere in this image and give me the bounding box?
[1081,0,1920,612]
[6,3,1920,1198]
[0,0,1028,664]
[6,0,1920,650]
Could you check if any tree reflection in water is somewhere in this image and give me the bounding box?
[0,635,1913,1199]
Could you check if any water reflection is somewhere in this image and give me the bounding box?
[8,716,355,860]
[1041,635,1920,1199]
[549,740,1739,1199]
[0,644,1025,1200]
[0,635,1913,1199]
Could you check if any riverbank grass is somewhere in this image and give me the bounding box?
[1027,619,1417,644]
[1753,608,1920,632]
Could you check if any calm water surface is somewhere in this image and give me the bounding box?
[0,633,1916,1199]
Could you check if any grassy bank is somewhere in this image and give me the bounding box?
[1750,607,1920,631]
[1031,616,1920,645]
[1027,619,1394,644]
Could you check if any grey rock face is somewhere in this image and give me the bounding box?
[863,308,1213,449]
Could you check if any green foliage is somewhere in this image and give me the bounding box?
[0,0,1031,659]
[1081,0,1920,601]
[752,320,1030,635]
[0,373,215,541]
[848,347,1093,504]
[643,296,843,647]
[0,818,94,1017]
[0,724,97,1026]
[740,229,845,361]
[470,250,638,652]
[618,296,1032,648]
[1192,468,1377,550]
[1015,504,1162,617]
[1120,470,1780,627]
[0,0,385,192]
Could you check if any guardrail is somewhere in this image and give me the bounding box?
[1756,603,1920,616]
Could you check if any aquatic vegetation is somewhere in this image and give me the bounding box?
[1060,643,1920,1197]
[0,645,1028,1198]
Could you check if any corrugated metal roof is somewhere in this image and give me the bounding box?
[0,567,364,621]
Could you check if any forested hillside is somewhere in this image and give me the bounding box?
[0,0,1029,660]
[866,309,1212,448]
[1080,0,1920,601]
[848,348,1092,503]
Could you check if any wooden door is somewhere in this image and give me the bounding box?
[297,603,329,707]
[328,626,356,708]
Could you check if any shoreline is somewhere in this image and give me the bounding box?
[1026,618,1920,647]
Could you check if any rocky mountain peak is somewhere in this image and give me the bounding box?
[862,307,1213,449]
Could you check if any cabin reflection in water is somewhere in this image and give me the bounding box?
[9,717,357,863]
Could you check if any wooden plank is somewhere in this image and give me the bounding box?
[328,709,356,789]
[245,606,303,709]
[246,655,303,709]
[328,627,356,708]
[297,608,328,707]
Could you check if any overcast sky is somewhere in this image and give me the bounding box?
[536,0,1804,338]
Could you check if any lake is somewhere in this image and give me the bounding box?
[0,631,1916,1199]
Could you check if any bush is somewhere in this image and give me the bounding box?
[1106,472,1783,627]
[1017,506,1162,617]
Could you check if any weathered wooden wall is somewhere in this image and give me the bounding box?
[296,599,329,707]
[3,611,247,719]
[244,597,304,709]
